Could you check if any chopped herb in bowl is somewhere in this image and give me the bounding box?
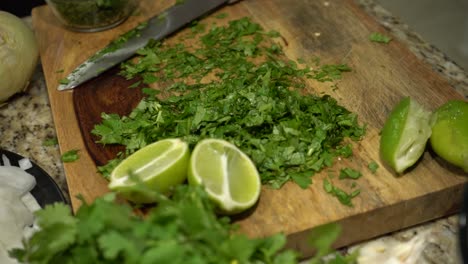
[45,0,137,32]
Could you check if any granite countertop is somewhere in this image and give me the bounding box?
[1,0,467,263]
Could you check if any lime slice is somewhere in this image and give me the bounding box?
[109,138,189,203]
[188,138,261,214]
[430,100,468,172]
[380,97,432,173]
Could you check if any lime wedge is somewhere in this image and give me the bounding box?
[188,138,261,214]
[109,138,189,203]
[380,97,432,173]
[430,100,468,172]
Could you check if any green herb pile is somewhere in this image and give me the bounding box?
[9,186,357,263]
[92,17,366,189]
[48,0,133,29]
[10,186,294,263]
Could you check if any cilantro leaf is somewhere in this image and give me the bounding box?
[61,149,79,163]
[368,161,379,174]
[311,64,352,82]
[15,203,78,262]
[98,231,139,261]
[339,168,362,180]
[309,223,342,262]
[291,172,313,189]
[35,203,75,229]
[59,78,70,85]
[322,178,360,207]
[323,178,333,193]
[215,13,228,19]
[369,32,392,44]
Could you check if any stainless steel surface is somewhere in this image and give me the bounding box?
[58,0,232,91]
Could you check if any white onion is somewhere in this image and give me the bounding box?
[0,186,34,264]
[0,163,41,264]
[18,158,33,171]
[0,11,39,103]
[21,192,42,213]
[0,166,36,196]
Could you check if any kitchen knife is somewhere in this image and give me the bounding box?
[58,0,239,91]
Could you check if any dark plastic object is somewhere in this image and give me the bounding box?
[460,184,468,263]
[0,0,45,17]
[0,149,67,207]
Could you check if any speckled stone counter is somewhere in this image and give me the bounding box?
[0,65,67,198]
[1,1,466,263]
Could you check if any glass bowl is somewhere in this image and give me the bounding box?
[45,0,138,32]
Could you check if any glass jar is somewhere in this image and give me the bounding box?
[45,0,138,32]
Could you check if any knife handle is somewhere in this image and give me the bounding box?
[228,0,240,4]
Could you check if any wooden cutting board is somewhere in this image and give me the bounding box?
[32,0,467,257]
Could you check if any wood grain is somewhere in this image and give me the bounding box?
[73,67,144,166]
[32,0,467,257]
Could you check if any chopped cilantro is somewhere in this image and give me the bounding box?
[339,167,362,180]
[97,157,123,179]
[335,144,354,158]
[311,64,352,82]
[368,161,379,174]
[323,178,333,193]
[61,149,79,163]
[323,178,360,207]
[59,78,70,85]
[266,30,281,38]
[93,17,365,190]
[47,0,134,30]
[190,21,206,35]
[350,189,361,197]
[291,172,313,189]
[369,32,392,44]
[127,81,141,88]
[215,13,228,19]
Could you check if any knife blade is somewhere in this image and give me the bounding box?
[58,0,238,91]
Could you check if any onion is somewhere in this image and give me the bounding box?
[0,166,36,196]
[0,163,41,264]
[0,187,34,264]
[18,158,33,171]
[0,11,39,103]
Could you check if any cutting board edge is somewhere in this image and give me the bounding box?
[283,181,465,258]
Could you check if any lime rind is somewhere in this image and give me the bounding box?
[110,144,181,185]
[110,139,188,185]
[188,139,261,214]
[109,138,190,203]
[380,97,432,173]
[392,100,432,172]
[226,148,260,203]
[430,100,468,172]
